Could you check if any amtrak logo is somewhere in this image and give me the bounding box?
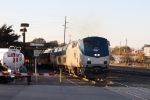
[93,48,99,52]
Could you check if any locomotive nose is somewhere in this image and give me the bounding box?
[92,67,102,75]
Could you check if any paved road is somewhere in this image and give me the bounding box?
[0,69,150,100]
[0,85,132,100]
[1,85,150,100]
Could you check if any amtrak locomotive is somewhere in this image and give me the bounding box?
[50,36,110,79]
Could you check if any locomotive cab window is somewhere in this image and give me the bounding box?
[97,41,107,45]
[72,43,77,48]
[84,41,94,45]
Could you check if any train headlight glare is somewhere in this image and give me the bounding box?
[88,57,90,61]
[8,69,11,73]
[94,54,97,56]
[98,54,100,56]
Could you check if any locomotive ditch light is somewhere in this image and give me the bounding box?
[88,57,90,61]
[98,54,100,56]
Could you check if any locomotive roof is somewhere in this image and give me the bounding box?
[83,36,107,40]
[43,48,52,53]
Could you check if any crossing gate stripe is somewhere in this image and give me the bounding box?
[0,72,56,76]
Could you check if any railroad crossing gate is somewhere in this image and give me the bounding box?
[0,72,57,77]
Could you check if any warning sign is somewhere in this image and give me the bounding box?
[34,50,41,56]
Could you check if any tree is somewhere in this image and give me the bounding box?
[0,24,21,48]
[122,54,131,63]
[120,46,131,54]
[111,46,119,55]
[112,46,131,55]
[47,40,59,48]
[109,54,114,60]
[59,43,65,47]
[31,38,46,43]
[137,53,146,62]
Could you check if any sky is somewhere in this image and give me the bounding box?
[0,0,150,50]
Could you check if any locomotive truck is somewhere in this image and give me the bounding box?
[0,46,24,84]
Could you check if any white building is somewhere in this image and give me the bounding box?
[144,45,150,58]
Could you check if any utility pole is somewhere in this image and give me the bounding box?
[119,41,121,63]
[119,41,121,55]
[125,38,128,63]
[63,16,68,45]
[69,35,71,43]
[126,39,127,53]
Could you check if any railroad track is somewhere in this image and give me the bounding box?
[61,71,125,87]
[60,68,150,88]
[109,68,150,76]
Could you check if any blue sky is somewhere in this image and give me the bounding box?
[0,0,150,49]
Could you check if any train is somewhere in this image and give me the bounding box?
[39,36,109,79]
[37,49,51,69]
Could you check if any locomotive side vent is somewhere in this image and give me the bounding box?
[87,61,91,64]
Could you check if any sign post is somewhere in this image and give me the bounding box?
[34,49,41,82]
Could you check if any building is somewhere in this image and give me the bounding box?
[144,44,150,58]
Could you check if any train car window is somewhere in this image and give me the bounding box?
[65,45,68,50]
[72,43,75,48]
[58,48,62,52]
[54,48,58,52]
[52,49,54,53]
[74,43,77,47]
[84,41,94,45]
[62,45,67,50]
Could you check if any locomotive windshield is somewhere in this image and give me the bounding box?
[84,41,94,45]
[81,37,109,57]
[84,40,108,45]
[97,41,108,45]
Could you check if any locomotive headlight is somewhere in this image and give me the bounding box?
[98,54,100,56]
[88,57,90,61]
[8,69,11,73]
[94,54,97,56]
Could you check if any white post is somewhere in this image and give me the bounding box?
[35,57,38,82]
[35,57,37,73]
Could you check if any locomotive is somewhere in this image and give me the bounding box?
[49,36,110,79]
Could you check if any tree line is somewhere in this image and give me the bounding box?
[110,46,146,63]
